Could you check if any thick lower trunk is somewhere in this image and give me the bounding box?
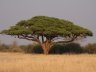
[41,40,53,55]
[43,48,49,55]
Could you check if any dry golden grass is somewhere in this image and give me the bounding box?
[0,52,96,72]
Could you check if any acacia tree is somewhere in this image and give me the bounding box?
[0,16,93,54]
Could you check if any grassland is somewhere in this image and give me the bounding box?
[0,52,96,72]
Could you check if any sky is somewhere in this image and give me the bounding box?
[0,0,96,45]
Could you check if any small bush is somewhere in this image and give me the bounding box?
[63,43,84,54]
[32,43,84,54]
[32,45,43,54]
[84,43,96,54]
[0,44,10,52]
[49,43,84,54]
[20,44,43,54]
[49,44,64,54]
[20,44,34,53]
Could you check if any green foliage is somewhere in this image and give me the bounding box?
[1,16,93,37]
[0,16,93,54]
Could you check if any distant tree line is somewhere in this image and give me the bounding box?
[0,42,96,54]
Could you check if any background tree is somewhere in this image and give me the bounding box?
[0,16,93,54]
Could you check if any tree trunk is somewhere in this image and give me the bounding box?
[41,40,53,55]
[43,48,49,55]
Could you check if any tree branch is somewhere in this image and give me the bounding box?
[41,35,44,43]
[17,34,41,44]
[54,35,78,44]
